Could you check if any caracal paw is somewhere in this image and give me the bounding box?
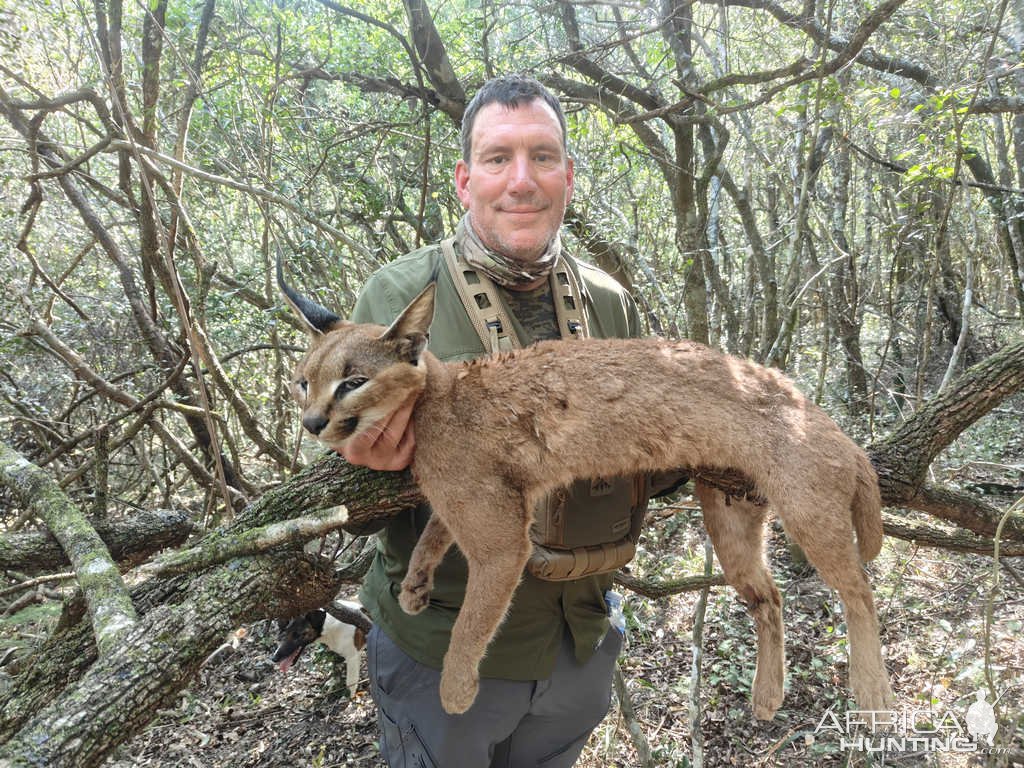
[439,666,479,715]
[751,663,785,720]
[852,672,896,714]
[751,683,784,720]
[398,576,430,616]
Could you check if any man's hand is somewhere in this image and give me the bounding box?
[338,395,417,471]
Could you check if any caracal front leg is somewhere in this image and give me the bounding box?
[399,513,454,615]
[428,487,532,715]
[439,539,530,714]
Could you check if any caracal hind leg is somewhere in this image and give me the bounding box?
[399,514,454,615]
[780,498,895,712]
[435,493,532,715]
[695,482,785,720]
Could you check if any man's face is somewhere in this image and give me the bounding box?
[455,98,574,263]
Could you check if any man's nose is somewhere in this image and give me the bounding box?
[507,155,538,192]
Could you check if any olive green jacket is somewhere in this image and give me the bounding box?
[353,241,642,680]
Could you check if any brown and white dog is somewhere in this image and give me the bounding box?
[272,600,371,692]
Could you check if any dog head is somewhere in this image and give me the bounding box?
[271,609,327,672]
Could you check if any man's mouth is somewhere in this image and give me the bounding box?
[499,202,548,215]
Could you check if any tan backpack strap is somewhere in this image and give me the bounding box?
[550,258,589,340]
[441,237,522,353]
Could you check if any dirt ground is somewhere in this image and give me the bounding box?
[105,505,1024,768]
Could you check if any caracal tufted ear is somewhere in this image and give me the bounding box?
[379,282,436,364]
[276,250,346,335]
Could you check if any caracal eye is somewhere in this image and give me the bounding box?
[334,376,368,399]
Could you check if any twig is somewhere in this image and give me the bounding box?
[0,572,74,599]
[613,663,653,767]
[615,570,726,599]
[2,589,42,617]
[984,494,1023,704]
[689,537,714,768]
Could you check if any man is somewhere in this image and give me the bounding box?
[344,75,646,767]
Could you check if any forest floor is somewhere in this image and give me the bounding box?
[105,489,1024,768]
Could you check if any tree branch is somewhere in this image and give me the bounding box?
[0,553,339,766]
[0,442,137,657]
[138,507,350,577]
[869,339,1024,502]
[0,509,193,574]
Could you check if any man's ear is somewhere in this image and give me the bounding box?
[565,156,575,205]
[276,251,345,335]
[455,159,471,209]
[380,282,436,364]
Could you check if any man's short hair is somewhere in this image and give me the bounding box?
[460,74,568,163]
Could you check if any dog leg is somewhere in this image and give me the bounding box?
[344,650,359,691]
[781,499,895,712]
[695,482,785,720]
[399,514,454,615]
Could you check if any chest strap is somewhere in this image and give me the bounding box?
[440,237,589,351]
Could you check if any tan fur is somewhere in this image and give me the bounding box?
[285,283,895,717]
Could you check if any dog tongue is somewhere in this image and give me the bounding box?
[278,648,300,673]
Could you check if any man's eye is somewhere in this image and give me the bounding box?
[535,152,562,169]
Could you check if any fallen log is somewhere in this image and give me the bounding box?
[0,509,194,574]
[0,552,338,767]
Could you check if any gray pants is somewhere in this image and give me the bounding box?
[367,625,622,768]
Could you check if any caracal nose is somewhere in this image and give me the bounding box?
[302,413,328,435]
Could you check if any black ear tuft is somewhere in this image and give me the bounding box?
[276,250,343,334]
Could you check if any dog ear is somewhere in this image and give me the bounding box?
[306,609,327,633]
[379,282,435,363]
[276,250,346,335]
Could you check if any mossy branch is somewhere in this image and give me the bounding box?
[137,507,350,577]
[0,441,137,657]
[0,509,193,574]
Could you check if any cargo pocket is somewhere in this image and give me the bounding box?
[378,707,438,768]
[368,624,422,700]
[536,732,590,768]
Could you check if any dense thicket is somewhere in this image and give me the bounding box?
[0,1,1022,765]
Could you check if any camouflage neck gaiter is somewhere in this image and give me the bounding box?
[457,214,560,288]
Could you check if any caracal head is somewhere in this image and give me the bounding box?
[277,254,435,451]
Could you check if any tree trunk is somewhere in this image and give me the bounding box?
[0,553,339,768]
